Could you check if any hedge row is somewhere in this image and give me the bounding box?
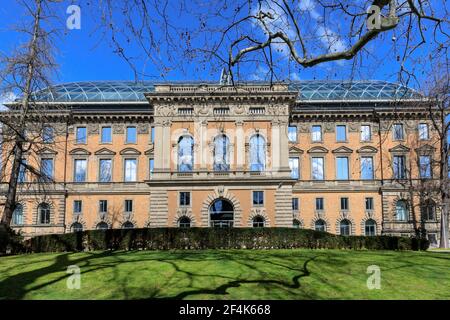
[0,224,25,256]
[25,228,430,253]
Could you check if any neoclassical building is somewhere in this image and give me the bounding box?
[0,80,446,245]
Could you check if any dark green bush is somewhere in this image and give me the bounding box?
[0,224,24,255]
[25,227,429,253]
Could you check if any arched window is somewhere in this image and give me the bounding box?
[178,216,191,228]
[122,221,134,229]
[71,222,83,232]
[340,219,351,236]
[209,199,234,228]
[396,200,408,221]
[178,136,194,172]
[365,219,376,236]
[249,134,265,171]
[252,216,265,228]
[421,200,436,221]
[213,134,230,171]
[96,222,108,230]
[315,219,326,232]
[38,203,50,224]
[12,204,24,225]
[293,219,301,229]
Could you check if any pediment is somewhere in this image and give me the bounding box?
[307,146,329,154]
[357,146,378,154]
[119,147,141,155]
[144,147,154,155]
[389,144,410,153]
[94,148,116,156]
[69,148,91,155]
[289,146,304,155]
[415,144,435,154]
[332,146,353,154]
[37,147,58,155]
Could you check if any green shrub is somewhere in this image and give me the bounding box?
[0,224,24,255]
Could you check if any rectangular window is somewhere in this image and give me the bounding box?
[360,125,371,141]
[76,127,87,144]
[40,158,54,181]
[336,157,349,180]
[315,198,324,211]
[99,200,108,213]
[73,200,82,214]
[124,200,133,212]
[393,124,404,140]
[18,159,27,183]
[336,125,347,142]
[393,155,407,179]
[311,125,322,142]
[292,198,299,212]
[101,126,112,143]
[253,191,264,206]
[74,159,87,182]
[419,155,431,178]
[149,158,154,177]
[150,126,155,143]
[289,157,299,179]
[288,126,297,142]
[418,123,429,140]
[361,156,374,180]
[365,197,374,211]
[124,159,137,182]
[99,159,112,182]
[311,157,324,180]
[126,126,137,143]
[43,126,54,143]
[340,197,349,211]
[180,192,191,206]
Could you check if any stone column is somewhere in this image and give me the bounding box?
[235,120,244,170]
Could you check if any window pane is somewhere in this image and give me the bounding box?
[149,158,154,177]
[74,159,87,182]
[288,126,297,142]
[418,123,429,140]
[74,200,82,213]
[289,157,299,179]
[396,201,408,221]
[99,200,108,212]
[336,125,347,141]
[340,198,348,210]
[292,198,299,211]
[361,125,371,141]
[312,126,322,142]
[124,159,137,181]
[315,198,324,210]
[125,200,133,212]
[253,191,264,205]
[419,156,431,178]
[101,126,112,143]
[336,157,349,180]
[394,156,406,179]
[76,127,86,143]
[250,135,265,171]
[150,127,155,143]
[18,159,27,183]
[43,126,54,143]
[312,157,324,180]
[214,135,230,171]
[178,136,194,172]
[12,204,23,225]
[361,157,374,180]
[99,159,112,182]
[365,197,374,211]
[393,124,404,140]
[180,192,190,206]
[126,127,137,143]
[41,158,54,180]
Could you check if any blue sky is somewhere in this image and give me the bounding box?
[0,0,447,92]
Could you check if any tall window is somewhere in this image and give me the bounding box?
[419,155,431,178]
[249,134,265,171]
[393,155,407,179]
[74,159,87,182]
[178,136,194,172]
[76,127,87,144]
[99,159,112,182]
[311,125,322,142]
[292,198,299,212]
[421,200,436,221]
[38,203,50,224]
[393,124,404,140]
[253,191,264,206]
[149,158,154,177]
[360,125,371,141]
[396,200,408,221]
[179,192,191,206]
[18,159,27,183]
[365,219,376,236]
[124,159,137,182]
[213,134,230,171]
[125,200,133,212]
[340,197,349,211]
[126,126,137,143]
[43,126,54,143]
[336,125,347,142]
[340,219,351,235]
[40,158,54,181]
[12,204,24,225]
[311,157,324,180]
[99,200,108,213]
[315,197,324,211]
[150,126,155,143]
[365,197,374,211]
[101,126,112,143]
[315,219,326,232]
[73,200,82,214]
[288,126,297,142]
[289,157,299,179]
[418,123,429,140]
[336,157,349,180]
[361,156,374,180]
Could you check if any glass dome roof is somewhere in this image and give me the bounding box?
[31,80,421,103]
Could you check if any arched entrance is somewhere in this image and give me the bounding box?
[209,198,234,228]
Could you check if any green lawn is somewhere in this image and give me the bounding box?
[0,249,449,300]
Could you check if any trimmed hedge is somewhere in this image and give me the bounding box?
[25,228,429,253]
[0,224,24,256]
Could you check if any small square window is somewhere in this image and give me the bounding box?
[360,125,371,141]
[253,191,264,206]
[340,198,349,211]
[365,197,374,211]
[126,126,137,143]
[336,125,347,142]
[99,200,108,213]
[315,198,324,211]
[125,200,133,212]
[73,200,82,214]
[418,123,429,140]
[393,124,404,140]
[76,127,87,144]
[311,125,322,142]
[288,126,297,142]
[101,126,112,143]
[180,192,190,206]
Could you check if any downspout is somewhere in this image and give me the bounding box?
[375,107,386,235]
[62,113,70,233]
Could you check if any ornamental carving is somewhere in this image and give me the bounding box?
[137,123,149,134]
[87,123,99,135]
[157,105,176,117]
[113,124,124,134]
[348,123,358,132]
[298,124,309,133]
[324,123,334,133]
[232,105,246,115]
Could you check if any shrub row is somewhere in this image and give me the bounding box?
[25,227,430,253]
[0,224,25,256]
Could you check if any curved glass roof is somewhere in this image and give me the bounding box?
[31,80,421,103]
